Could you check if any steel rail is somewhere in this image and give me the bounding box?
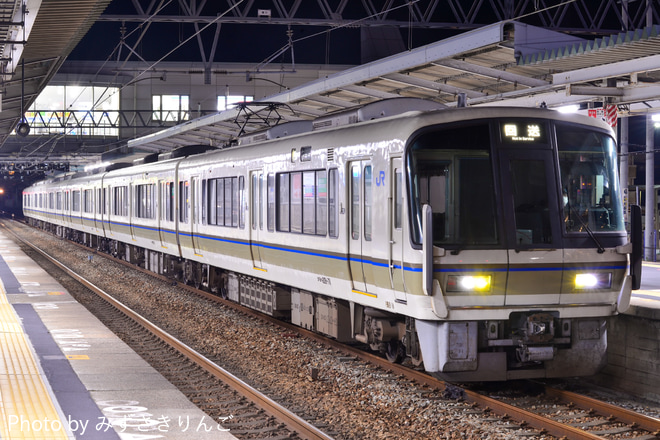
[3,222,334,440]
[10,221,658,440]
[544,386,660,434]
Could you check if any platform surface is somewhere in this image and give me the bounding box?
[0,230,236,439]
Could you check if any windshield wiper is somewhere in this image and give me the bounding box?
[567,203,605,253]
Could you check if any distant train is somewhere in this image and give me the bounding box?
[23,99,642,381]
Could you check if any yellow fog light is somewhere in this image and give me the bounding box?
[447,275,492,292]
[575,273,612,290]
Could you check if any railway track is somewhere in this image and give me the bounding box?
[3,220,334,440]
[4,219,660,440]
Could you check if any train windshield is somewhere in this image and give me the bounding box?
[407,123,499,247]
[557,123,624,233]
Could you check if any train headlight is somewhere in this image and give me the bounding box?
[574,273,612,290]
[447,275,492,292]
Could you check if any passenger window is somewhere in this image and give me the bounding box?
[290,172,302,233]
[278,174,290,232]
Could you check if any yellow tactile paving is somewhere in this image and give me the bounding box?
[0,283,68,439]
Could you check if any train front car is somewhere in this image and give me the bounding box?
[406,109,638,381]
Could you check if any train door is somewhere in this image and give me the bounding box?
[390,158,407,302]
[499,149,562,305]
[190,176,202,255]
[249,171,264,269]
[348,160,375,293]
[129,183,137,241]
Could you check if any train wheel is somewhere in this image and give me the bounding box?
[385,340,403,363]
[183,261,203,289]
[410,351,423,367]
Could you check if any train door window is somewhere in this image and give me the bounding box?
[395,169,402,229]
[364,165,372,241]
[96,188,104,215]
[291,172,302,233]
[351,165,360,240]
[251,174,258,230]
[278,174,290,232]
[267,174,275,232]
[201,179,207,224]
[56,192,62,210]
[179,181,189,223]
[510,159,552,245]
[316,170,327,236]
[328,169,338,238]
[64,191,70,211]
[167,183,174,221]
[238,176,245,229]
[259,173,264,230]
[303,171,315,234]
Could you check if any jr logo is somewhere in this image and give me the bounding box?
[375,170,385,187]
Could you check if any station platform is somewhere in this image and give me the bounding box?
[0,230,236,439]
[630,261,660,319]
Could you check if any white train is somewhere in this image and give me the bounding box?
[23,99,642,381]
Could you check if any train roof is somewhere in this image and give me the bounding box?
[23,102,613,193]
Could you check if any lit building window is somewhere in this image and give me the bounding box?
[217,95,253,111]
[24,85,120,136]
[152,94,190,122]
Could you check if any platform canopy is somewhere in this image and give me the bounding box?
[128,21,660,153]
